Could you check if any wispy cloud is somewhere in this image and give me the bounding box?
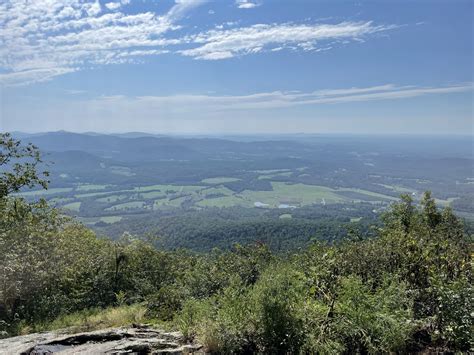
[0,68,77,87]
[236,0,260,9]
[180,21,397,60]
[89,83,473,112]
[0,0,398,86]
[0,0,203,86]
[5,83,471,134]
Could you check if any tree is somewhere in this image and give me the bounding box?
[0,132,49,198]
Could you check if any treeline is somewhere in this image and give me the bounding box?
[94,204,378,251]
[0,133,472,353]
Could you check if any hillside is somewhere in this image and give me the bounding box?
[12,132,474,250]
[0,133,472,353]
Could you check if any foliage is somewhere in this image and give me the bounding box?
[0,136,472,353]
[0,132,49,198]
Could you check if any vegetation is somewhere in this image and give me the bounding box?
[0,134,472,353]
[16,132,474,229]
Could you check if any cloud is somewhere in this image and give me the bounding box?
[105,2,122,11]
[180,21,397,60]
[105,0,130,10]
[236,0,260,9]
[86,83,473,112]
[86,1,102,16]
[0,68,77,87]
[164,0,208,23]
[0,0,398,86]
[0,0,202,86]
[5,83,471,134]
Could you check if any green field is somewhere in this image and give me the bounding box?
[99,216,123,223]
[20,187,73,196]
[96,194,129,203]
[106,201,147,211]
[26,178,406,219]
[197,195,249,208]
[199,186,234,196]
[337,188,398,201]
[77,216,123,225]
[138,190,167,199]
[258,171,293,180]
[75,184,109,191]
[153,196,188,209]
[251,169,291,174]
[75,191,117,198]
[50,197,75,204]
[134,184,202,193]
[62,201,81,212]
[376,184,416,194]
[240,182,347,207]
[201,177,241,184]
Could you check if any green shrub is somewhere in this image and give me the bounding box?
[249,265,306,353]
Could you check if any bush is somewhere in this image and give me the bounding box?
[250,265,305,353]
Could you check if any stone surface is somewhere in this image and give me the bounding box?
[0,325,203,354]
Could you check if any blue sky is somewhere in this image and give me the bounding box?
[0,0,472,134]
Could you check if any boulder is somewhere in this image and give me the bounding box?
[0,324,203,354]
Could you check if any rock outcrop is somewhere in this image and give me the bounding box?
[0,324,203,354]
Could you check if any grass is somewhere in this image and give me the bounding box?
[96,194,129,203]
[19,187,73,196]
[258,171,293,180]
[153,196,188,210]
[196,182,398,209]
[62,201,81,212]
[25,304,147,335]
[75,184,109,191]
[29,180,401,218]
[197,195,249,208]
[76,191,117,198]
[134,184,202,193]
[251,169,291,174]
[241,182,347,207]
[199,186,234,196]
[49,197,75,204]
[337,188,398,201]
[201,177,241,184]
[100,216,123,223]
[139,190,167,199]
[106,201,146,211]
[376,184,416,194]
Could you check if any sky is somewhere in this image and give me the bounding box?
[0,0,472,135]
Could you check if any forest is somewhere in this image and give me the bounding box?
[0,133,472,353]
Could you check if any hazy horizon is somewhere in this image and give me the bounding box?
[10,129,474,138]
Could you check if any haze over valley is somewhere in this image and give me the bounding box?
[12,131,473,250]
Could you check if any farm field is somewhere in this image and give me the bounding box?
[18,177,406,227]
[201,177,241,184]
[9,132,471,234]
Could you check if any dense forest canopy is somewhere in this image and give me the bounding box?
[0,133,472,353]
